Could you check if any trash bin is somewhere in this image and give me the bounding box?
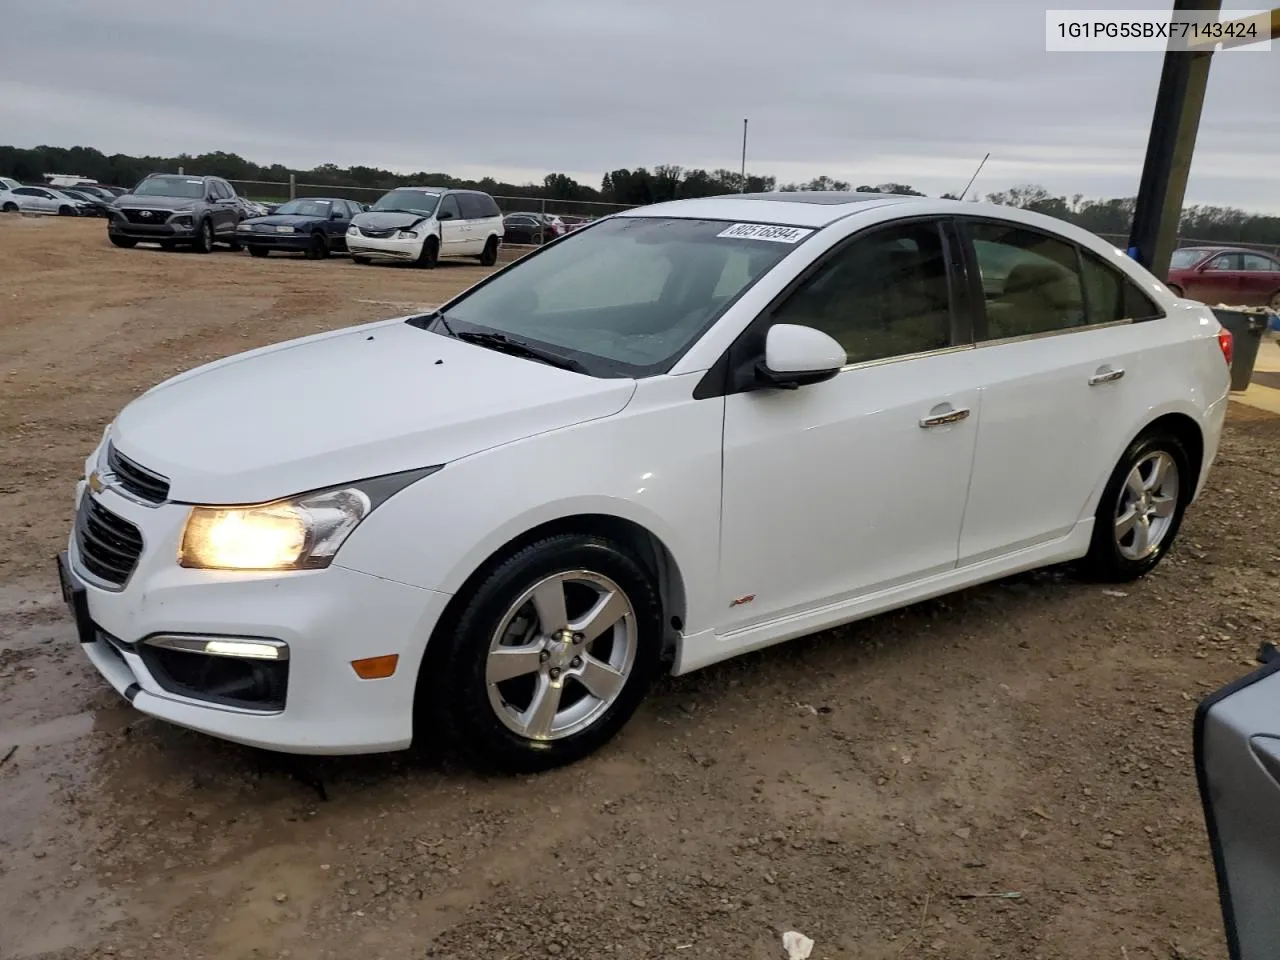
[1212,307,1268,392]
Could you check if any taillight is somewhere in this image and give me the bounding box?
[1217,328,1234,366]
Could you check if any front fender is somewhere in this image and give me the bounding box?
[334,376,726,636]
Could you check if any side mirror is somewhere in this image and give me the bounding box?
[755,323,846,390]
[437,210,454,220]
[1195,645,1280,960]
[331,210,344,220]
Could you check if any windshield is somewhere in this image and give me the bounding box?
[273,198,334,217]
[436,216,803,377]
[1170,248,1210,269]
[371,189,439,217]
[132,176,206,199]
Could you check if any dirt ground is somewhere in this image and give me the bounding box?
[3,215,1278,960]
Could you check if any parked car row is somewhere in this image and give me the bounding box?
[1166,245,1280,311]
[103,174,516,265]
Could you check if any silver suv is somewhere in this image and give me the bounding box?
[108,174,243,253]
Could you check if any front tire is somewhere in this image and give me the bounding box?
[1077,431,1192,583]
[415,236,439,269]
[420,534,664,773]
[304,232,330,260]
[248,245,269,258]
[58,205,75,217]
[478,235,499,266]
[352,255,371,265]
[1,202,16,213]
[108,235,136,248]
[192,219,214,254]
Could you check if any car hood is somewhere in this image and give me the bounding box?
[352,211,431,231]
[115,194,202,211]
[241,214,326,228]
[108,318,636,505]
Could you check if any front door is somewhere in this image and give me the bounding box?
[953,217,1168,564]
[437,194,466,256]
[718,217,981,633]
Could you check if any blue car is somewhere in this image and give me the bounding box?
[235,197,366,259]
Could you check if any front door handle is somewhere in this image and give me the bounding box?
[919,406,971,428]
[1089,366,1125,386]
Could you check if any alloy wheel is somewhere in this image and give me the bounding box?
[1113,450,1180,561]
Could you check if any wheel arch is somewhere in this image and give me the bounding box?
[426,512,688,665]
[1082,408,1206,522]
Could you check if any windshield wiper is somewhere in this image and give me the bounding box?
[454,330,589,374]
[373,208,428,217]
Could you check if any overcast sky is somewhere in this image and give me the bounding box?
[1,0,1276,211]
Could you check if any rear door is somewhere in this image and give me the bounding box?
[1188,252,1244,304]
[454,193,485,254]
[952,216,1168,565]
[1239,252,1280,308]
[1195,650,1280,960]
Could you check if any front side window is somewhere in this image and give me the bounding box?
[370,189,439,217]
[769,220,954,364]
[1207,253,1241,271]
[969,222,1085,339]
[437,195,461,219]
[133,176,206,199]
[437,216,802,377]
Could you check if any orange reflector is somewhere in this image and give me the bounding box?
[351,654,399,679]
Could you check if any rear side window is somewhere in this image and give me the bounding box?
[1079,249,1164,323]
[476,193,501,218]
[969,223,1085,339]
[1242,252,1280,272]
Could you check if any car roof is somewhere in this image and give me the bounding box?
[1178,245,1271,257]
[616,192,935,228]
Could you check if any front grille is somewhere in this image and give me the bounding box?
[359,227,396,238]
[121,208,168,225]
[75,495,144,586]
[107,443,169,503]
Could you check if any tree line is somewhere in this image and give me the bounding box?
[2,143,1276,245]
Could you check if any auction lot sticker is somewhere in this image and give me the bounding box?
[717,223,814,243]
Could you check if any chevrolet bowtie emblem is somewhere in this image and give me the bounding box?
[88,471,104,493]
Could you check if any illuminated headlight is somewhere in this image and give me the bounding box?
[396,230,419,240]
[177,467,442,571]
[275,225,296,234]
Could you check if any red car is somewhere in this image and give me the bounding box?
[1165,245,1280,311]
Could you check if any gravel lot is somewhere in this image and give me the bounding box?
[3,215,1279,960]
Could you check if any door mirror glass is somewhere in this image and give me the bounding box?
[1195,646,1280,960]
[437,210,454,220]
[757,323,846,389]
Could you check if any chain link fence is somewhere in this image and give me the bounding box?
[225,178,637,221]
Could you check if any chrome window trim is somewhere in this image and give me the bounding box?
[972,317,1136,349]
[838,342,975,373]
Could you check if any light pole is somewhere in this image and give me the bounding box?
[740,118,748,192]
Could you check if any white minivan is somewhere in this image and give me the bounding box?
[347,186,505,267]
[59,192,1230,773]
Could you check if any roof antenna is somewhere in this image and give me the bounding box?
[957,153,990,202]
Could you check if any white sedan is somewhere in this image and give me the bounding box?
[0,184,93,216]
[58,192,1231,772]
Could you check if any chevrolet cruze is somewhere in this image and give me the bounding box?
[59,192,1232,772]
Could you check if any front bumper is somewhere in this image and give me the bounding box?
[109,218,197,240]
[346,232,425,261]
[236,228,313,250]
[61,479,449,754]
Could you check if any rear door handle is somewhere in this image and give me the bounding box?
[1089,366,1125,385]
[919,406,971,428]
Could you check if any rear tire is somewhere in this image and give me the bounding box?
[108,235,136,248]
[1269,290,1280,312]
[58,205,75,217]
[479,235,499,267]
[419,534,663,773]
[248,246,269,258]
[415,236,439,269]
[1076,431,1192,583]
